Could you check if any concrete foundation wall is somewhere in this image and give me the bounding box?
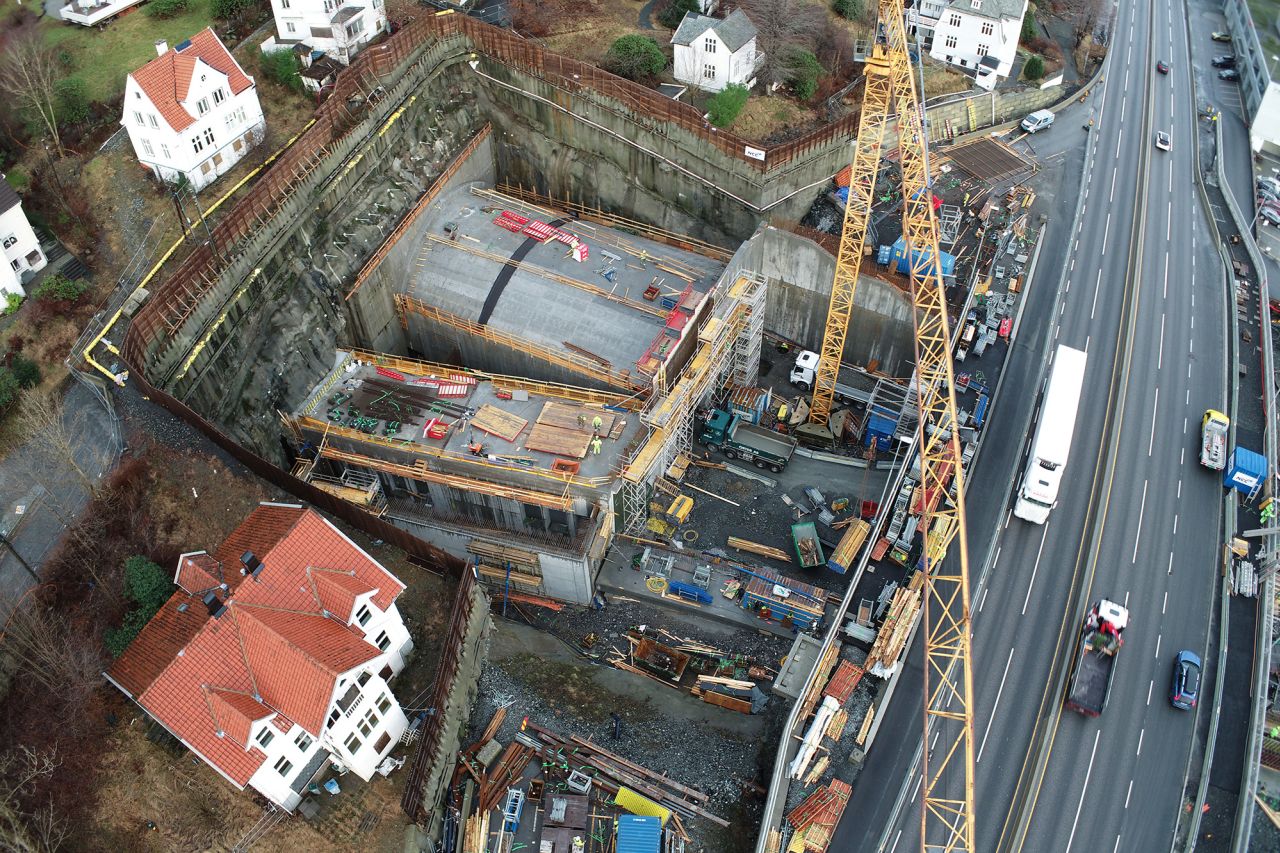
[727,228,915,376]
[921,84,1068,142]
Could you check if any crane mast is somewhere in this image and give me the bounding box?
[810,3,976,849]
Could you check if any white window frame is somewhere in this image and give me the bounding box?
[203,127,215,146]
[255,728,275,748]
[704,37,716,54]
[355,604,372,627]
[976,43,989,56]
[140,139,154,157]
[286,20,296,32]
[160,143,171,159]
[376,693,392,715]
[703,63,716,80]
[948,12,961,26]
[357,707,377,738]
[281,0,290,6]
[274,755,293,776]
[344,732,362,754]
[375,630,390,652]
[133,111,145,126]
[945,34,958,49]
[295,731,314,751]
[212,88,226,105]
[981,21,993,35]
[196,97,210,116]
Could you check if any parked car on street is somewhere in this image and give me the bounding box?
[1211,55,1236,68]
[1211,31,1232,42]
[1260,207,1280,227]
[1219,69,1241,81]
[1169,650,1201,710]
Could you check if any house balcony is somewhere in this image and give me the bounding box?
[59,0,146,25]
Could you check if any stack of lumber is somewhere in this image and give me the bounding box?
[692,674,756,713]
[824,709,849,741]
[866,585,921,676]
[787,780,852,853]
[477,742,534,813]
[821,661,865,704]
[856,704,876,746]
[524,723,728,828]
[471,404,528,442]
[728,536,792,562]
[461,810,490,853]
[797,643,841,721]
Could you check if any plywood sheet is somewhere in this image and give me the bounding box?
[537,401,615,434]
[471,404,527,442]
[525,422,591,458]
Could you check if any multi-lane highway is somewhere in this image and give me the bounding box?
[832,0,1228,848]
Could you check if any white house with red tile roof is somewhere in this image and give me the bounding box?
[0,179,46,298]
[121,29,266,192]
[106,503,414,812]
[263,0,387,68]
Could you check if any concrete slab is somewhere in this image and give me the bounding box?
[773,633,825,699]
[411,184,726,374]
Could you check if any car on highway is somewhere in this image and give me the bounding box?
[1219,69,1241,81]
[1211,55,1236,68]
[1155,131,1172,151]
[1156,60,1170,74]
[1169,650,1202,710]
[1211,31,1232,42]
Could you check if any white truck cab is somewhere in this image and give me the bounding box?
[789,350,820,391]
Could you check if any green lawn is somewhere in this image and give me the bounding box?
[4,0,216,103]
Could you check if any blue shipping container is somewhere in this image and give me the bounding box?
[617,815,662,853]
[1224,447,1268,495]
[889,237,957,280]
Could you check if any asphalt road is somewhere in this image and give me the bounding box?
[830,0,1229,848]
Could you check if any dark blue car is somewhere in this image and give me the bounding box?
[1169,650,1202,710]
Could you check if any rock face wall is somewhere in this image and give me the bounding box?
[724,227,916,377]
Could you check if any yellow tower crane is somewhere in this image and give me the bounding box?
[810,3,976,851]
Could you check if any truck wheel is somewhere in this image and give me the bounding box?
[754,459,766,469]
[721,447,734,459]
[770,464,783,473]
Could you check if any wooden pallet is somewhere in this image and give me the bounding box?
[526,422,590,458]
[471,404,527,442]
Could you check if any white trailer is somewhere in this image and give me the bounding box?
[1013,345,1088,524]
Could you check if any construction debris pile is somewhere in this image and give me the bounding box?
[450,706,724,853]
[606,626,775,715]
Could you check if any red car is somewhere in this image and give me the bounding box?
[1156,60,1171,74]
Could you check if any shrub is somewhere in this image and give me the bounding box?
[0,367,17,410]
[105,557,173,657]
[833,0,863,19]
[212,0,256,17]
[260,49,303,92]
[56,78,91,126]
[33,274,87,303]
[10,354,39,389]
[145,0,189,16]
[1024,54,1045,80]
[3,293,21,316]
[1020,11,1037,44]
[145,0,190,17]
[602,35,667,81]
[658,0,700,29]
[707,83,750,127]
[785,49,824,100]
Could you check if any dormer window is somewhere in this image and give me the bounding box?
[971,0,981,8]
[355,603,372,626]
[196,98,210,116]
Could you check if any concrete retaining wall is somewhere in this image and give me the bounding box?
[725,227,916,376]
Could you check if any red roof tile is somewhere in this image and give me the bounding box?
[128,28,254,134]
[108,504,407,789]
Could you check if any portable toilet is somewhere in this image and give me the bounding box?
[1224,447,1268,497]
[616,814,661,853]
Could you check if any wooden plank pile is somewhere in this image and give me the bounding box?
[821,661,865,704]
[477,742,534,813]
[787,779,852,852]
[729,536,792,562]
[797,643,841,721]
[471,404,528,442]
[865,579,922,676]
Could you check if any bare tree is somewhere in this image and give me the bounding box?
[0,33,66,158]
[0,747,69,853]
[2,605,103,721]
[10,390,116,502]
[738,0,828,87]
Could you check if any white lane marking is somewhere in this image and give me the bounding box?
[1191,315,1195,329]
[1169,551,1174,574]
[1167,201,1172,241]
[1155,634,1162,659]
[1169,158,1174,192]
[1146,681,1154,706]
[1066,731,1103,852]
[1137,728,1145,756]
[1186,387,1191,405]
[1188,363,1192,379]
[1085,335,1091,352]
[1124,590,1130,608]
[1110,169,1117,202]
[1113,836,1122,853]
[1022,523,1051,615]
[1004,509,1011,530]
[1180,447,1185,465]
[1116,129,1124,159]
[1173,514,1179,535]
[1190,337,1193,355]
[1056,326,1060,341]
[1103,212,1112,249]
[1148,389,1159,456]
[1163,590,1168,614]
[1127,44,1132,64]
[1070,259,1075,274]
[993,546,1001,568]
[891,831,903,853]
[979,587,989,612]
[977,647,1017,764]
[1163,254,1169,300]
[1132,480,1148,562]
[1158,314,1165,368]
[1177,479,1182,499]
[1091,269,1102,319]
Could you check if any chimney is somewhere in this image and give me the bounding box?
[155,39,168,57]
[240,551,265,581]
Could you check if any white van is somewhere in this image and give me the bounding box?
[1020,109,1055,133]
